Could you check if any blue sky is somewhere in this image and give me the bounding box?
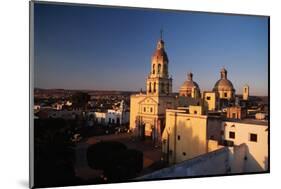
[34,3,268,96]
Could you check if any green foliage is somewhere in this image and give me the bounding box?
[87,141,143,181]
[34,118,80,187]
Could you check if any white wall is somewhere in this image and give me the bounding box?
[93,112,106,124]
[92,109,129,125]
[223,121,268,172]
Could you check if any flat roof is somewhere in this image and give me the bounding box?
[223,118,268,126]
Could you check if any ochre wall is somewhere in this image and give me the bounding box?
[163,110,208,164]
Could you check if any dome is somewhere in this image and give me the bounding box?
[179,73,201,97]
[213,79,234,91]
[213,67,235,92]
[152,39,169,62]
[152,48,169,62]
[180,80,200,91]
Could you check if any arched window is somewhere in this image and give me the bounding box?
[149,82,152,92]
[154,82,156,92]
[158,64,161,74]
[152,64,155,74]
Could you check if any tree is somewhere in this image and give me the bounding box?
[87,141,143,182]
[71,92,90,110]
[34,118,80,187]
[87,141,127,169]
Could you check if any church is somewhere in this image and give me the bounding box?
[129,32,268,175]
[129,32,248,145]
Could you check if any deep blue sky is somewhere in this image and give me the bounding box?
[34,3,268,96]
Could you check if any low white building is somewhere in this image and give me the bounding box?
[92,111,106,124]
[65,100,72,106]
[91,109,129,126]
[90,100,129,126]
[222,119,268,172]
[106,109,121,124]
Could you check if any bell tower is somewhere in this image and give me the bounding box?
[130,30,176,144]
[243,85,249,101]
[146,30,172,96]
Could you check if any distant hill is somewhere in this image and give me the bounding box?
[34,88,138,97]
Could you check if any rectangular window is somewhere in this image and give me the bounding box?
[250,133,258,142]
[232,113,236,118]
[177,135,180,140]
[229,131,235,139]
[206,96,211,100]
[224,92,227,97]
